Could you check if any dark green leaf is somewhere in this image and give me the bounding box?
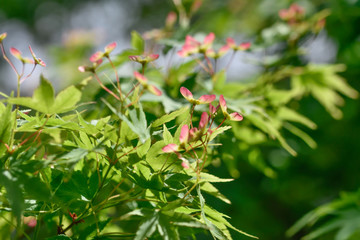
[46,235,72,240]
[134,212,158,240]
[0,170,24,224]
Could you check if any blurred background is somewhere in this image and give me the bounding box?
[1,0,359,239]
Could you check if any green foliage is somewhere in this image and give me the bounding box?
[8,75,81,114]
[288,190,360,240]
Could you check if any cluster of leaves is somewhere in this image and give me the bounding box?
[287,190,360,240]
[0,1,358,240]
[0,26,256,240]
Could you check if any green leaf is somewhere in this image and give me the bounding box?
[311,86,344,119]
[52,85,81,113]
[158,212,180,240]
[247,148,277,178]
[71,171,92,200]
[33,75,55,110]
[103,99,150,143]
[146,140,178,171]
[284,123,317,149]
[57,148,88,165]
[137,138,151,158]
[134,212,158,240]
[246,114,297,156]
[201,182,231,204]
[213,70,226,91]
[80,131,94,149]
[79,218,111,239]
[77,112,99,135]
[287,191,360,238]
[231,124,266,145]
[119,120,138,142]
[46,235,72,240]
[131,31,144,53]
[0,170,24,225]
[208,126,232,142]
[20,174,51,201]
[197,185,228,240]
[277,107,317,130]
[162,124,173,144]
[196,172,234,183]
[152,107,189,128]
[326,72,358,99]
[267,88,296,105]
[204,205,258,239]
[229,97,266,116]
[88,171,100,198]
[162,207,208,229]
[291,64,359,120]
[149,172,165,191]
[0,102,14,155]
[8,76,80,114]
[119,209,145,221]
[301,220,344,240]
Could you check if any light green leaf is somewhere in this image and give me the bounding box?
[137,138,151,158]
[303,220,344,240]
[278,107,317,130]
[103,99,150,143]
[57,148,88,164]
[119,120,138,142]
[227,97,265,116]
[0,102,14,155]
[52,85,81,113]
[213,70,226,91]
[246,114,297,156]
[311,86,344,119]
[77,112,98,135]
[248,148,277,178]
[197,185,228,240]
[209,126,232,142]
[287,191,359,238]
[146,140,178,171]
[146,140,165,161]
[196,172,234,183]
[231,124,266,145]
[152,107,189,128]
[119,209,145,221]
[291,64,359,120]
[162,124,173,144]
[79,131,93,150]
[131,31,144,53]
[8,76,54,113]
[204,205,258,239]
[267,88,296,105]
[33,75,55,111]
[8,76,80,114]
[326,73,358,99]
[201,182,231,204]
[284,123,317,149]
